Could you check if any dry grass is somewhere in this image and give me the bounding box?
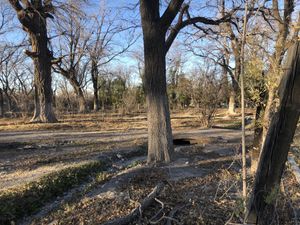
[2,109,298,224]
[30,164,300,225]
[0,109,247,132]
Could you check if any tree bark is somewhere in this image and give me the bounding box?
[228,91,236,114]
[30,82,41,122]
[246,41,300,225]
[140,0,174,163]
[228,78,239,115]
[30,32,57,122]
[251,85,267,174]
[250,103,263,174]
[91,60,100,111]
[69,78,87,113]
[0,88,3,117]
[8,0,57,123]
[144,35,174,163]
[260,86,275,144]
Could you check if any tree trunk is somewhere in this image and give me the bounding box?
[228,79,239,115]
[29,31,57,122]
[250,103,263,174]
[228,91,236,114]
[93,88,99,111]
[30,82,41,122]
[141,13,174,163]
[91,60,100,111]
[260,87,275,145]
[8,0,57,122]
[0,88,3,117]
[251,73,267,174]
[3,91,13,112]
[69,78,86,113]
[246,42,300,225]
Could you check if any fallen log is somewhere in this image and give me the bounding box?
[102,182,165,225]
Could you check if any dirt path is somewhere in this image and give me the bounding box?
[25,133,247,225]
[0,127,251,191]
[0,128,246,143]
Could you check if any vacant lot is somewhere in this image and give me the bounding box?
[0,110,299,225]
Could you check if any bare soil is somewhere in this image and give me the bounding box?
[0,111,299,225]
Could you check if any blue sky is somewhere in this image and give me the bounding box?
[1,0,300,89]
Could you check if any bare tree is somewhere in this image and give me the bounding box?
[0,45,34,116]
[88,8,136,111]
[0,3,14,117]
[191,66,222,127]
[8,0,57,122]
[139,0,234,163]
[52,9,91,113]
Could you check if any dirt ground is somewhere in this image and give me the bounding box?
[0,110,299,225]
[0,111,249,191]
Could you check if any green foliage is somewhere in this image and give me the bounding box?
[111,77,126,109]
[167,73,192,109]
[0,161,108,224]
[244,58,266,105]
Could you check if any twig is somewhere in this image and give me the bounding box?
[280,180,299,225]
[149,198,165,223]
[224,212,235,225]
[102,182,165,225]
[165,205,185,225]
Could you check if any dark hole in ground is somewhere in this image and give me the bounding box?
[173,138,192,146]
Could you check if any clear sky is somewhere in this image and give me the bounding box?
[1,0,300,89]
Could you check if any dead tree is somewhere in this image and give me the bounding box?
[246,41,300,225]
[8,0,57,122]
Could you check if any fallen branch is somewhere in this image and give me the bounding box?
[102,182,165,225]
[149,198,165,224]
[165,205,185,225]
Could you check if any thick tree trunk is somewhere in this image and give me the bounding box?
[246,42,300,225]
[228,91,236,114]
[8,0,57,122]
[142,27,174,163]
[30,82,41,122]
[29,30,57,123]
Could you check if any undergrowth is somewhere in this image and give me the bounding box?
[0,160,109,224]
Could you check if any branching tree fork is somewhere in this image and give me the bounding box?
[139,0,236,163]
[8,0,57,122]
